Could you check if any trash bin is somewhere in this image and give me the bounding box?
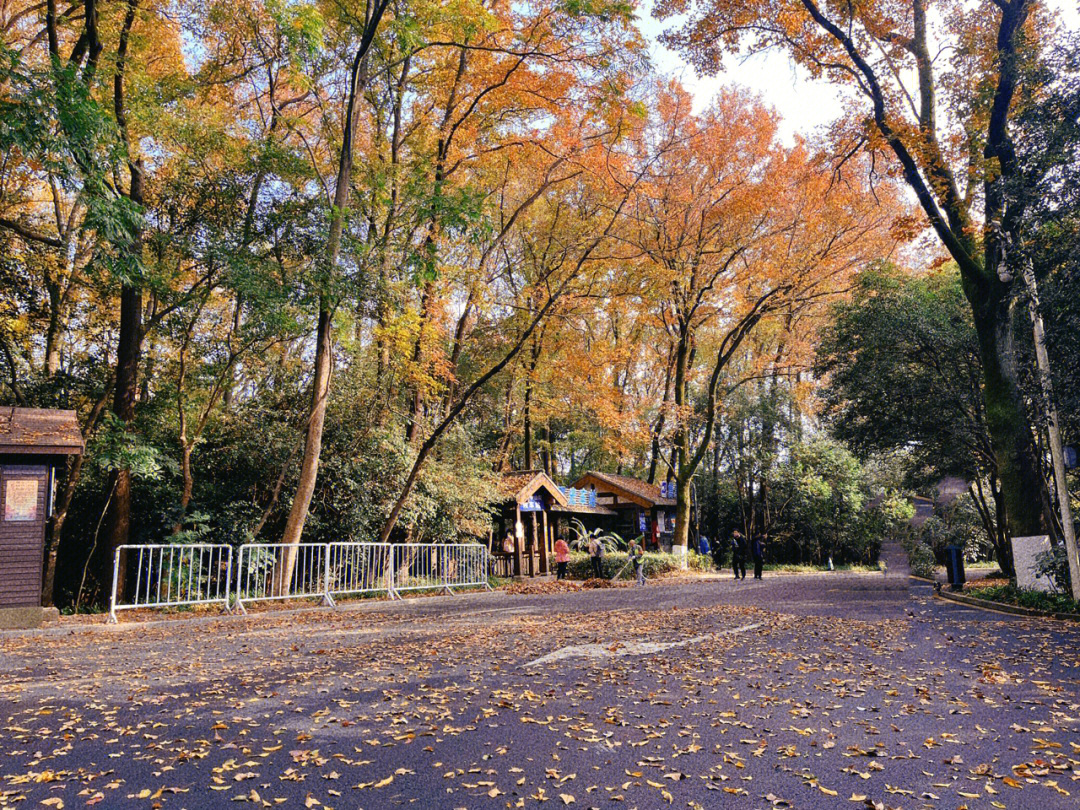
[944,545,965,592]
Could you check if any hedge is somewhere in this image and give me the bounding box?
[965,585,1080,617]
[562,550,714,580]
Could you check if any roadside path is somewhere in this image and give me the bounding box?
[2,568,1078,809]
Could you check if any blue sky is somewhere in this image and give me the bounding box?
[639,1,1080,143]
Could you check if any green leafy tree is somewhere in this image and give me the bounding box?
[816,266,1012,571]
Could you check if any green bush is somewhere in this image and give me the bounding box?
[901,536,937,579]
[1035,546,1071,594]
[563,551,713,580]
[966,585,1080,616]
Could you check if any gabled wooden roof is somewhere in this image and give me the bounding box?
[0,408,84,455]
[497,470,569,507]
[570,470,676,508]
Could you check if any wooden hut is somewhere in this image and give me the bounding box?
[569,471,677,551]
[492,471,568,578]
[0,408,84,628]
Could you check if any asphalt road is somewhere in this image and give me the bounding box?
[2,562,1078,810]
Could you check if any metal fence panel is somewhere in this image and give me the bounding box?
[109,544,232,623]
[388,543,490,596]
[388,543,444,595]
[234,542,329,612]
[446,543,489,588]
[326,542,392,597]
[110,541,491,620]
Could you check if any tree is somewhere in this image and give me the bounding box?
[816,266,1013,572]
[659,0,1055,541]
[624,84,898,563]
[273,0,391,590]
[1008,36,1080,595]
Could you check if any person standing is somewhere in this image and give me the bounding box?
[731,530,747,580]
[588,535,604,579]
[629,540,646,586]
[697,534,711,556]
[752,533,766,580]
[554,536,571,580]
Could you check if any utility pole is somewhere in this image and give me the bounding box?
[1020,258,1080,601]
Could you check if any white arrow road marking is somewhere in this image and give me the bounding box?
[523,622,762,668]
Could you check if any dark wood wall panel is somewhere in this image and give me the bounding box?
[0,464,48,608]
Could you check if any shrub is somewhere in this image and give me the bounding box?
[1035,545,1070,594]
[966,584,1080,616]
[563,551,713,580]
[901,535,937,579]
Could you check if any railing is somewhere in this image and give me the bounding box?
[109,544,232,623]
[390,543,462,596]
[491,553,515,578]
[233,542,330,613]
[327,542,392,599]
[108,542,491,621]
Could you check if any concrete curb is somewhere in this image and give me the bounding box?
[934,588,1080,622]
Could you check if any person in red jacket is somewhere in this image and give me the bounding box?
[554,536,571,580]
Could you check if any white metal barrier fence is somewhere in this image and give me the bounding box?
[233,542,330,613]
[327,542,393,599]
[388,543,490,597]
[109,541,491,621]
[109,544,233,623]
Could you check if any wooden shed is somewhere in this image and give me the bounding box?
[492,470,568,578]
[569,471,678,551]
[0,408,84,628]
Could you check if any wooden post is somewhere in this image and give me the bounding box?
[514,503,523,577]
[528,511,537,577]
[539,507,549,575]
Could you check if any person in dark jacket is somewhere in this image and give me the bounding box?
[731,531,747,580]
[628,540,646,586]
[588,535,604,579]
[752,534,766,580]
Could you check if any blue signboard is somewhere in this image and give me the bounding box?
[638,512,648,533]
[559,487,597,507]
[660,481,675,499]
[520,495,544,512]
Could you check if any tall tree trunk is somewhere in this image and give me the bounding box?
[42,386,110,605]
[103,0,144,598]
[104,284,141,595]
[1020,260,1080,598]
[541,421,553,477]
[522,378,533,471]
[970,289,1044,539]
[44,280,64,377]
[275,304,333,591]
[672,325,691,564]
[275,0,388,583]
[647,345,674,484]
[222,294,243,408]
[522,339,540,470]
